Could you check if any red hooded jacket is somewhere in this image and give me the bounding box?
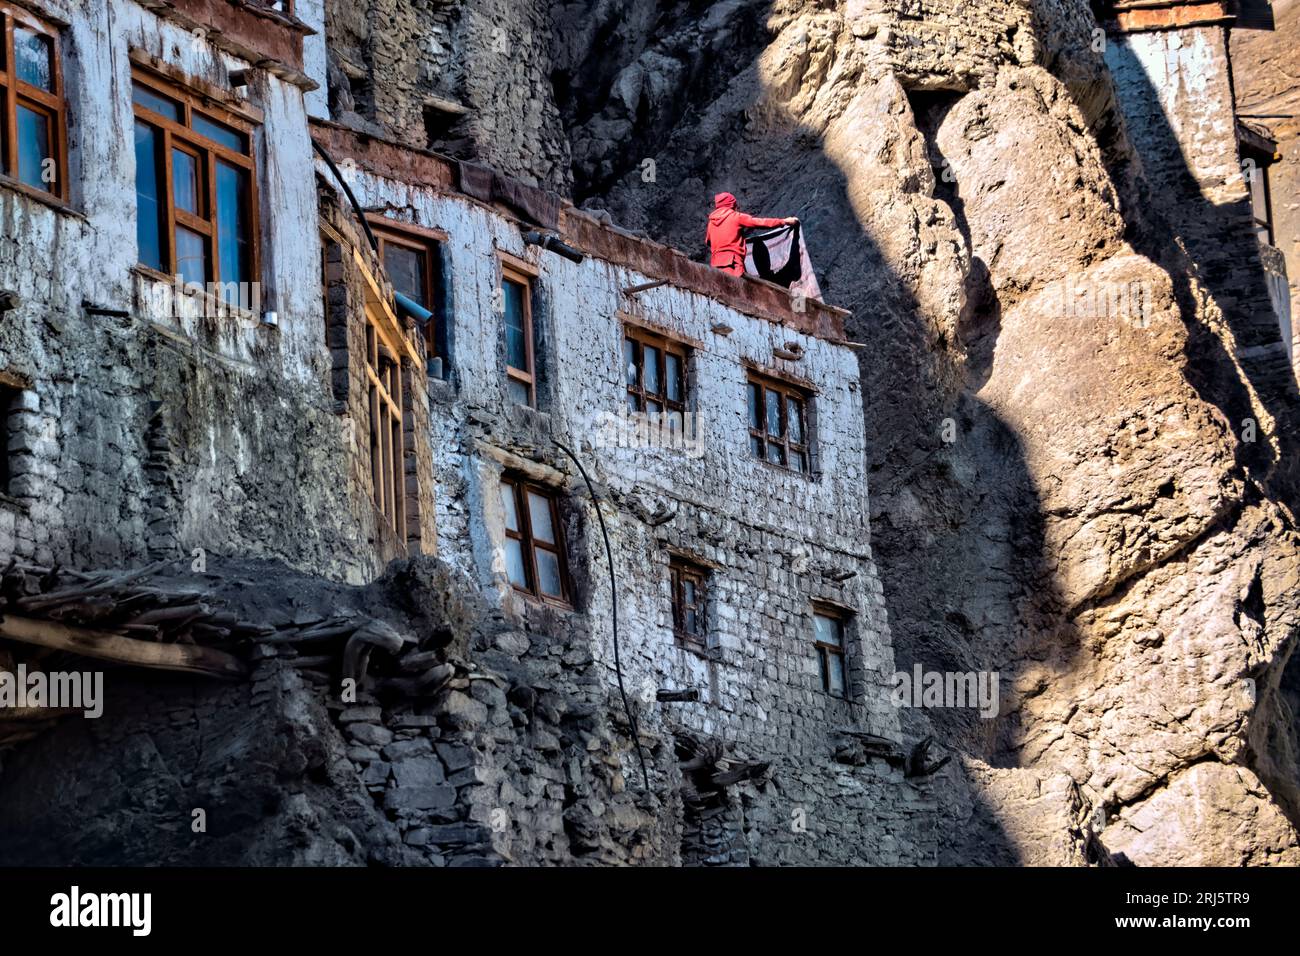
[706,193,785,274]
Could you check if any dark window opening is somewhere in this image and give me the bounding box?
[813,607,849,699]
[423,101,474,159]
[670,558,709,648]
[346,72,371,118]
[371,220,446,364]
[500,475,571,606]
[746,372,812,475]
[1242,143,1276,246]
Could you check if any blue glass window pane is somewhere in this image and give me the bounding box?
[216,160,250,287]
[747,383,762,430]
[828,654,846,696]
[193,112,246,152]
[134,121,165,271]
[787,397,803,444]
[500,484,519,533]
[766,388,781,437]
[503,279,527,369]
[527,491,555,544]
[623,338,637,387]
[814,613,842,647]
[173,149,200,214]
[176,227,207,284]
[132,82,181,121]
[504,539,527,589]
[506,377,530,405]
[15,28,52,91]
[644,346,660,395]
[535,550,563,599]
[383,244,426,308]
[16,105,52,191]
[666,353,683,403]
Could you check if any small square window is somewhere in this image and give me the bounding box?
[670,558,710,648]
[747,372,813,474]
[624,326,690,435]
[500,475,571,605]
[813,607,849,698]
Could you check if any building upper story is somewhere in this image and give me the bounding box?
[1099,0,1295,386]
[0,0,901,749]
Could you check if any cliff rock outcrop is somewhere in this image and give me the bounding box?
[533,0,1300,865]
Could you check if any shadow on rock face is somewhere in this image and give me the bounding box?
[549,0,1300,865]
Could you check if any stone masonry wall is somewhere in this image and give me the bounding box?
[2,0,934,866]
[0,0,434,585]
[322,0,572,189]
[0,556,679,867]
[335,152,936,864]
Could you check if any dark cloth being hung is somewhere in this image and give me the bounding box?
[743,222,823,301]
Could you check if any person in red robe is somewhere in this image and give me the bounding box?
[705,192,798,276]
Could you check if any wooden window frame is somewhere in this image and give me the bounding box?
[624,325,690,419]
[369,218,443,360]
[1243,144,1276,246]
[500,475,571,607]
[364,310,406,536]
[501,265,537,406]
[812,604,849,699]
[131,64,260,288]
[746,371,813,475]
[0,3,68,201]
[669,557,709,649]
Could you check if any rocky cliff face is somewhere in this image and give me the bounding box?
[522,0,1300,865]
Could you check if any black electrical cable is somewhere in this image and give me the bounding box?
[553,439,650,791]
[312,138,380,254]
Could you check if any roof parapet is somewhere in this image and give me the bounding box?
[136,0,318,89]
[309,120,849,343]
